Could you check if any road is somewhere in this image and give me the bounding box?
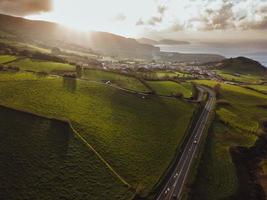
[157,86,216,200]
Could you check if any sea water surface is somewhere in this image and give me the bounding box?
[157,43,267,67]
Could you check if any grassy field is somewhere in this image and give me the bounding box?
[215,57,267,76]
[215,70,263,84]
[0,55,17,64]
[0,30,15,38]
[8,58,75,73]
[245,84,267,94]
[24,44,51,53]
[174,71,193,78]
[141,70,192,79]
[191,79,267,200]
[0,106,131,200]
[82,69,150,92]
[0,71,196,196]
[147,81,193,98]
[0,72,38,81]
[147,71,178,79]
[0,35,52,54]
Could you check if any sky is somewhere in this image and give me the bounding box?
[1,0,267,42]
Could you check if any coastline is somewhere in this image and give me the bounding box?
[156,44,267,67]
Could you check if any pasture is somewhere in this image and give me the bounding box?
[215,70,263,84]
[0,55,17,64]
[0,71,196,196]
[191,79,267,199]
[0,106,131,200]
[146,81,193,98]
[8,58,75,73]
[245,84,267,94]
[141,70,192,79]
[82,69,150,92]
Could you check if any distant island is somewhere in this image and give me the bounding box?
[137,37,190,46]
[158,39,190,45]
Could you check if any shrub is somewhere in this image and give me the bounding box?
[135,184,146,198]
[36,71,49,77]
[51,47,61,55]
[6,66,20,72]
[261,118,267,131]
[174,92,183,99]
[63,72,77,78]
[0,64,4,71]
[31,52,65,63]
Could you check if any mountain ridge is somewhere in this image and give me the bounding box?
[137,37,190,46]
[215,57,267,75]
[0,13,224,62]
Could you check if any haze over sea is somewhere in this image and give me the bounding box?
[157,43,267,67]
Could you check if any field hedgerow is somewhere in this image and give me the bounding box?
[0,55,17,64]
[147,81,193,98]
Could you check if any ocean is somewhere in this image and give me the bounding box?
[157,43,267,67]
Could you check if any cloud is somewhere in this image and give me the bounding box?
[196,1,235,30]
[138,0,267,32]
[157,5,167,15]
[148,16,163,25]
[189,0,267,31]
[136,4,167,26]
[169,22,184,32]
[113,13,126,22]
[239,16,267,30]
[236,1,267,30]
[0,0,52,16]
[136,18,145,26]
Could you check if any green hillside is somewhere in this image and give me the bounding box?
[0,106,132,200]
[191,80,267,199]
[8,58,75,73]
[0,71,196,197]
[215,57,267,75]
[82,69,149,92]
[0,55,17,64]
[147,81,193,98]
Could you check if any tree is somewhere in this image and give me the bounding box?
[19,50,32,57]
[51,47,61,55]
[174,92,183,99]
[76,65,83,78]
[214,83,221,98]
[0,64,4,71]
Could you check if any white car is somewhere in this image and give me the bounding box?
[165,188,170,194]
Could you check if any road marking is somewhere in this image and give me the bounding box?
[175,94,214,199]
[157,86,215,200]
[176,99,212,199]
[177,99,213,199]
[157,105,207,200]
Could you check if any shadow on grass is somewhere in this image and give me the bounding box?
[0,106,71,199]
[63,77,77,93]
